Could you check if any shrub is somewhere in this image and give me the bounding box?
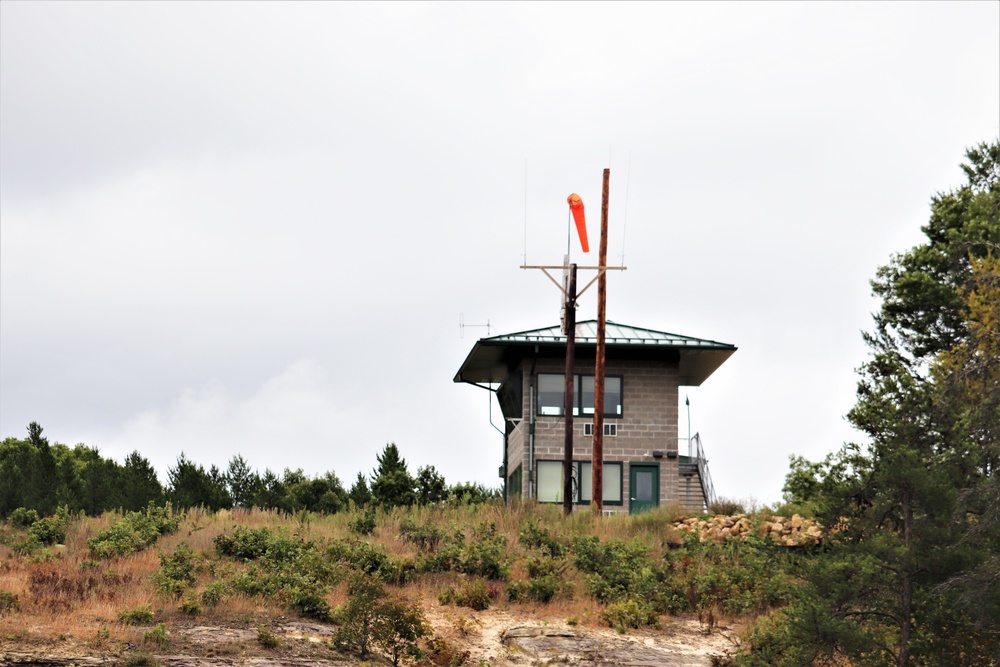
[153,543,198,599]
[213,526,272,561]
[519,521,567,558]
[331,574,388,658]
[373,598,430,667]
[179,596,202,616]
[120,653,162,667]
[0,590,19,616]
[426,637,470,667]
[257,626,281,648]
[439,578,497,611]
[285,585,332,622]
[8,507,39,527]
[142,623,168,647]
[399,518,444,553]
[602,599,660,633]
[88,504,179,558]
[200,581,225,607]
[119,604,156,626]
[29,506,71,545]
[349,509,377,536]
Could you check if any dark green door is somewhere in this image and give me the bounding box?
[629,464,659,515]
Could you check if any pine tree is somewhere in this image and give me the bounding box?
[370,443,416,508]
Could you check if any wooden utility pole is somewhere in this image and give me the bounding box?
[592,168,610,514]
[562,264,578,517]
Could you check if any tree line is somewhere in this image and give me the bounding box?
[0,434,495,519]
[738,140,999,666]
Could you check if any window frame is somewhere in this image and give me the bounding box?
[535,459,624,506]
[536,373,623,418]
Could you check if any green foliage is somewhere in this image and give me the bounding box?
[371,443,416,508]
[348,471,372,508]
[519,520,568,557]
[152,543,198,599]
[8,507,39,527]
[748,141,1000,666]
[438,578,497,611]
[416,465,448,505]
[0,590,19,616]
[87,503,179,558]
[226,454,262,508]
[200,581,225,607]
[447,482,498,505]
[118,604,156,626]
[256,626,281,648]
[326,538,415,585]
[349,508,377,536]
[28,505,71,545]
[332,574,388,658]
[332,574,428,666]
[213,526,272,561]
[167,453,232,511]
[120,652,161,667]
[602,599,660,633]
[142,623,168,647]
[178,596,202,616]
[506,556,570,604]
[399,517,444,552]
[373,598,430,667]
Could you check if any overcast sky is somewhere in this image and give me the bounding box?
[2,2,998,505]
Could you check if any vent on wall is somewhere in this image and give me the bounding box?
[584,423,617,437]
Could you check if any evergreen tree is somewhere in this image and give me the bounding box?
[349,471,372,508]
[758,141,1000,667]
[121,451,164,511]
[415,465,447,505]
[370,443,416,508]
[167,453,232,510]
[226,454,262,508]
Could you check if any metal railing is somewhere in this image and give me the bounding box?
[690,432,717,509]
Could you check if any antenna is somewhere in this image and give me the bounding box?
[459,313,492,339]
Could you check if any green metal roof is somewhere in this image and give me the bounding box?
[454,320,736,386]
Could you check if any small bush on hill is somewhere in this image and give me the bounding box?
[8,507,39,527]
[88,503,179,558]
[119,604,156,626]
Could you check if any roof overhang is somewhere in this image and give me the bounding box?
[454,320,736,387]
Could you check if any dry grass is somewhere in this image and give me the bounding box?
[0,501,739,653]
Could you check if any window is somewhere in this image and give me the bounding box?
[535,460,623,505]
[584,422,618,437]
[537,374,622,417]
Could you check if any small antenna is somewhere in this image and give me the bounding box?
[459,313,492,339]
[620,152,632,265]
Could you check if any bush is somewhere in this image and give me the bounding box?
[142,623,168,647]
[200,581,225,607]
[332,574,388,658]
[439,578,498,611]
[519,521,567,558]
[153,543,198,599]
[602,599,660,633]
[213,526,272,561]
[257,626,281,648]
[373,598,430,667]
[349,509,377,536]
[0,590,20,616]
[119,604,156,626]
[29,506,71,545]
[399,518,444,553]
[8,507,39,527]
[179,596,202,616]
[88,504,179,558]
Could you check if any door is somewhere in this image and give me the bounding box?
[629,463,659,515]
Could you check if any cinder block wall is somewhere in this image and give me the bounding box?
[506,357,683,511]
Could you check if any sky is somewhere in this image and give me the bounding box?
[2,2,998,505]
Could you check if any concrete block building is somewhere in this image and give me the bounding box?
[454,320,736,514]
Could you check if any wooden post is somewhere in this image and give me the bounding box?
[593,169,610,514]
[563,264,577,516]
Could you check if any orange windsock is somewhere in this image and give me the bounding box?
[567,193,589,253]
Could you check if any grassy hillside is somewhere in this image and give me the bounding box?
[1,501,803,664]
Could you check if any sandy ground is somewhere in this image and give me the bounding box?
[1,606,736,666]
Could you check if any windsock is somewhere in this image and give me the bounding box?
[567,193,589,253]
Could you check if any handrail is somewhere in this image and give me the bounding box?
[690,433,717,509]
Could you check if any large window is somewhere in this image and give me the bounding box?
[535,460,623,505]
[536,374,622,417]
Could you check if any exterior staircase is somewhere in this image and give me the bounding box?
[678,433,716,512]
